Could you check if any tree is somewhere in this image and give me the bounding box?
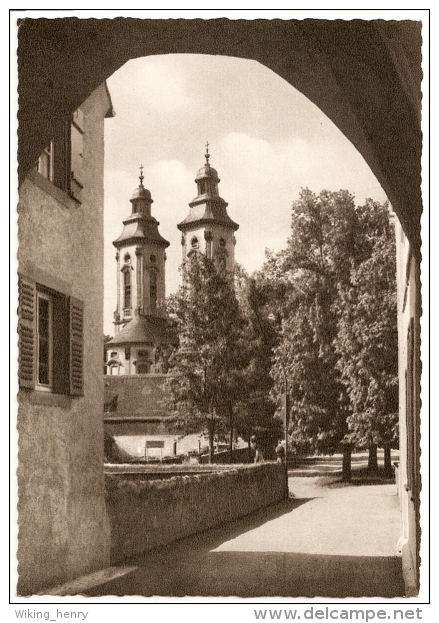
[264,189,399,480]
[165,253,246,462]
[266,189,359,476]
[233,270,283,459]
[335,207,398,476]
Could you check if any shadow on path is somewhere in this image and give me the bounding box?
[84,551,404,598]
[83,493,404,598]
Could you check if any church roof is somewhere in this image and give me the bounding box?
[113,167,169,248]
[131,185,152,202]
[177,201,239,231]
[195,162,219,181]
[104,375,171,420]
[178,145,239,232]
[107,313,178,347]
[113,213,170,248]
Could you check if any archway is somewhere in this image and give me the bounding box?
[15,16,424,596]
[17,17,422,250]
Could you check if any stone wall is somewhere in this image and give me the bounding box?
[106,463,287,564]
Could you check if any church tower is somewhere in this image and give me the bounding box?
[113,166,169,331]
[105,168,176,376]
[178,144,239,272]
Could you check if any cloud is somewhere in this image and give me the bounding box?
[108,57,195,114]
[148,159,189,190]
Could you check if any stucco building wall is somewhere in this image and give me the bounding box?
[395,217,421,596]
[17,84,112,595]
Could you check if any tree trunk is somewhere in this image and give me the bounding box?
[368,443,378,472]
[384,444,393,478]
[229,406,234,463]
[342,444,352,482]
[208,417,215,464]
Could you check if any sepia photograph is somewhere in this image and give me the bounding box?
[11,8,428,610]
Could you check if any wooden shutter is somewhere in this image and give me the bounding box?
[52,293,69,395]
[18,275,36,389]
[69,296,84,396]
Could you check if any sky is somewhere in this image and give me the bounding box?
[103,53,388,335]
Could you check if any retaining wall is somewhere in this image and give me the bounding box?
[106,462,286,564]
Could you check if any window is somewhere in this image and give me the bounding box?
[124,270,131,309]
[37,141,54,182]
[34,110,84,203]
[191,237,199,249]
[70,109,84,202]
[124,253,131,263]
[219,237,226,247]
[150,271,157,308]
[110,351,118,359]
[138,350,149,359]
[137,363,149,374]
[18,275,84,396]
[36,292,52,389]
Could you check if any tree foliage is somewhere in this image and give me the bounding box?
[335,211,399,453]
[165,189,398,472]
[263,189,398,473]
[165,253,246,460]
[233,269,283,457]
[266,189,358,455]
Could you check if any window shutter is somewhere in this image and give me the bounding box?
[52,294,69,395]
[18,275,36,389]
[69,296,84,396]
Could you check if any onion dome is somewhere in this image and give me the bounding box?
[195,142,219,181]
[130,164,153,205]
[177,143,239,232]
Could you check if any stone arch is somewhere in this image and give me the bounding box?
[17,18,422,250]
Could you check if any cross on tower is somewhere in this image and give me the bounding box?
[205,141,210,163]
[139,164,144,186]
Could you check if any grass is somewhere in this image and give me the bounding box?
[316,467,395,488]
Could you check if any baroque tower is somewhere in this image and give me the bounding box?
[105,168,176,376]
[113,166,169,330]
[178,144,239,271]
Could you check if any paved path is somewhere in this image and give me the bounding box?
[75,475,404,599]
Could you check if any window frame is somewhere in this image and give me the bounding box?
[37,140,54,183]
[18,274,84,398]
[124,269,131,309]
[34,111,84,205]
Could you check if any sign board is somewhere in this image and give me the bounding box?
[145,440,165,449]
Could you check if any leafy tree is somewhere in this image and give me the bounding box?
[335,210,398,476]
[165,253,246,462]
[265,189,398,480]
[267,189,358,475]
[233,270,283,459]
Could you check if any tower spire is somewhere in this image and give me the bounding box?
[205,141,210,164]
[139,163,144,187]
